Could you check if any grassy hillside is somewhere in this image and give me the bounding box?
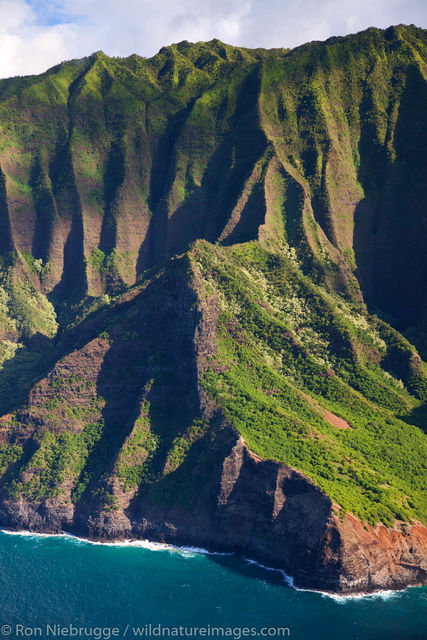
[0,26,425,530]
[0,25,425,320]
[193,241,426,525]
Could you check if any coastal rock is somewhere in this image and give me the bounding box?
[0,27,426,595]
[0,430,426,594]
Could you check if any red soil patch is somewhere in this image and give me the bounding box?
[324,410,351,429]
[299,389,352,429]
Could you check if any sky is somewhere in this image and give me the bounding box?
[0,0,426,79]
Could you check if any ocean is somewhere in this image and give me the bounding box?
[0,529,425,640]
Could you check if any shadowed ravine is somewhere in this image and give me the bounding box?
[0,25,426,594]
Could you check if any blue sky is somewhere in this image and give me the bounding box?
[0,0,426,78]
[26,1,71,26]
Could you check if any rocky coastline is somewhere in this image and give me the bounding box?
[1,433,426,596]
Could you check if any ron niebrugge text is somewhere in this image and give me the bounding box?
[1,624,291,639]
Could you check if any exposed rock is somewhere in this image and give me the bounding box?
[0,431,425,594]
[0,27,426,595]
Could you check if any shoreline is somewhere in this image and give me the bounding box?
[0,525,420,601]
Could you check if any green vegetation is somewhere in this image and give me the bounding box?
[89,248,107,272]
[117,405,160,491]
[0,261,57,340]
[0,443,23,475]
[194,242,426,525]
[7,396,106,501]
[0,27,425,530]
[165,419,210,474]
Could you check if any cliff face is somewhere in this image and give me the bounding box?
[0,245,425,593]
[0,26,426,326]
[0,26,426,594]
[1,430,426,594]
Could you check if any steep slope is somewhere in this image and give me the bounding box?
[0,26,425,324]
[0,243,426,592]
[0,26,426,593]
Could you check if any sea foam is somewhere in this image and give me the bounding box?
[0,528,408,600]
[0,527,232,556]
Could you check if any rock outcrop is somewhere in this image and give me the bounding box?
[0,431,426,594]
[0,251,426,594]
[0,27,426,595]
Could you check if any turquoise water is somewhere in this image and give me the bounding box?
[0,530,425,640]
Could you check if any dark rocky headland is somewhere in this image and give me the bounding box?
[0,25,426,593]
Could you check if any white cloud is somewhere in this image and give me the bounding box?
[0,0,76,77]
[0,0,425,79]
[239,0,427,49]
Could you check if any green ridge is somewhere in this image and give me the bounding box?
[0,26,425,529]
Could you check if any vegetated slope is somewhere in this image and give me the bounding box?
[0,243,425,592]
[0,25,426,592]
[0,25,425,326]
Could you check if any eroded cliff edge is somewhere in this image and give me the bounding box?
[0,431,426,594]
[0,246,425,594]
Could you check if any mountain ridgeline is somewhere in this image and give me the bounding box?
[0,25,426,325]
[0,25,426,593]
